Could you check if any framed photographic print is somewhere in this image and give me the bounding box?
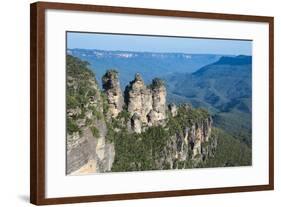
[30,1,274,205]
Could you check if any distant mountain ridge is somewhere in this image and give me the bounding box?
[166,55,252,110]
[193,55,252,76]
[67,48,221,89]
[68,48,226,59]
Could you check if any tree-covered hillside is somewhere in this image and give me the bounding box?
[165,55,252,147]
[66,54,252,175]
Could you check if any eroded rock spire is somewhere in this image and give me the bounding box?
[124,73,167,132]
[102,70,124,118]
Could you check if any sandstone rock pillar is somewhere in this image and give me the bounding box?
[102,70,124,118]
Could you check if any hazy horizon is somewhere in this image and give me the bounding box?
[67,32,252,56]
[67,48,252,57]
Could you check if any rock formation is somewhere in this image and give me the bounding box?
[125,74,167,132]
[189,117,213,158]
[154,109,215,169]
[102,70,124,118]
[66,55,217,174]
[66,56,115,175]
[131,113,142,133]
[148,78,166,126]
[168,103,178,117]
[125,73,152,125]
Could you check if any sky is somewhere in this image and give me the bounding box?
[67,32,252,56]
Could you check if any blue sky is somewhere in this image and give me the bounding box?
[67,32,252,55]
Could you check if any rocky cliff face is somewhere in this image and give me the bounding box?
[124,74,166,133]
[149,78,166,126]
[155,106,215,169]
[125,73,152,124]
[102,70,124,118]
[188,117,213,157]
[66,55,217,174]
[168,103,178,117]
[66,55,115,175]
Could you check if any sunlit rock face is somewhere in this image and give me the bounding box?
[125,74,167,132]
[188,117,213,159]
[168,103,178,117]
[102,70,124,118]
[150,78,166,124]
[125,73,152,125]
[154,110,215,169]
[66,56,115,175]
[131,113,142,134]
